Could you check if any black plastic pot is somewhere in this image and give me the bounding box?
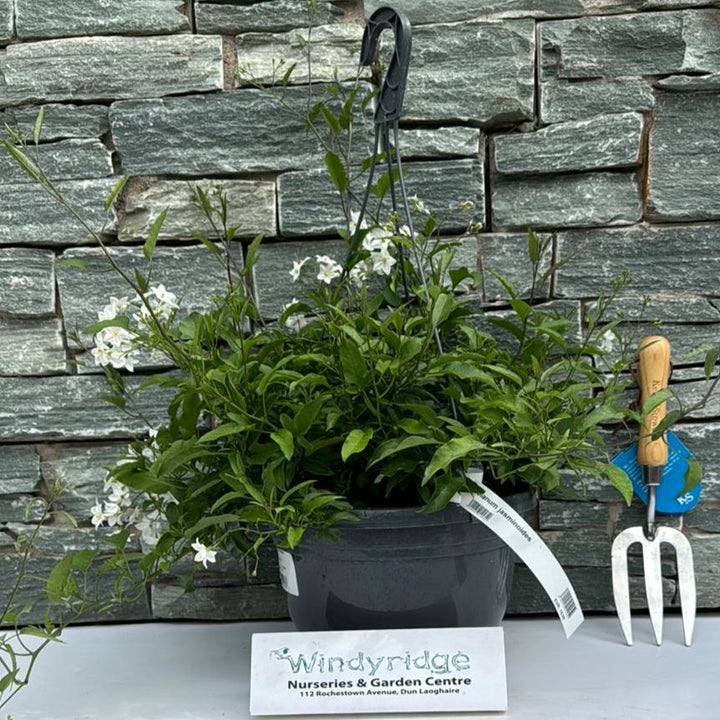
[281,491,537,631]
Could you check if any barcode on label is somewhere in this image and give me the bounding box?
[467,499,493,522]
[559,588,577,618]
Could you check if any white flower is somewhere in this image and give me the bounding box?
[191,538,218,569]
[349,261,368,287]
[90,500,105,529]
[398,224,412,238]
[317,261,342,285]
[362,226,393,253]
[599,330,616,354]
[289,257,310,282]
[98,296,130,321]
[315,254,334,266]
[91,343,114,367]
[136,509,163,547]
[372,249,397,276]
[147,284,179,310]
[281,299,309,332]
[103,501,124,528]
[409,195,428,214]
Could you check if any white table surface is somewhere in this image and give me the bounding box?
[3,614,718,720]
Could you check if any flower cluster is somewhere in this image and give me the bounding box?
[91,285,179,372]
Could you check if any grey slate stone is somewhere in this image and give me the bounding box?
[42,444,128,519]
[196,0,342,34]
[0,139,112,184]
[4,104,109,140]
[0,495,44,522]
[493,113,643,175]
[0,35,223,108]
[539,500,610,529]
[110,87,370,176]
[685,506,720,532]
[0,318,66,375]
[0,554,151,624]
[492,172,642,230]
[236,24,363,85]
[509,565,675,614]
[364,0,716,25]
[278,160,484,237]
[556,225,720,297]
[540,77,655,124]
[614,503,682,532]
[540,529,611,567]
[655,73,720,92]
[586,296,720,324]
[253,238,346,317]
[403,21,535,126]
[670,375,720,422]
[540,10,720,82]
[57,245,243,347]
[4,523,140,553]
[0,178,117,246]
[688,534,720,572]
[0,0,9,44]
[397,127,482,159]
[648,92,720,222]
[151,582,288,620]
[0,376,173,440]
[0,446,40,494]
[477,232,552,301]
[696,572,720,607]
[16,0,189,40]
[0,248,54,316]
[119,179,277,242]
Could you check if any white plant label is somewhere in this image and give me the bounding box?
[452,473,584,638]
[250,626,507,716]
[276,548,299,597]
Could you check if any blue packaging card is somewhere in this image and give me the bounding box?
[611,431,701,514]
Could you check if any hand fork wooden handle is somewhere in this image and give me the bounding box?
[611,336,696,646]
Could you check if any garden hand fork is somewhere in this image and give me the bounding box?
[611,336,696,646]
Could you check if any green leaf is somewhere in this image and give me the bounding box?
[56,257,88,270]
[682,458,703,494]
[33,106,45,145]
[527,229,541,264]
[324,151,347,192]
[369,436,440,467]
[422,437,485,485]
[431,293,453,328]
[651,409,682,439]
[45,555,73,603]
[287,527,305,549]
[2,140,44,182]
[341,428,373,462]
[0,671,18,693]
[319,105,341,135]
[704,347,719,380]
[421,474,465,514]
[104,175,129,212]
[271,429,294,461]
[603,464,633,506]
[185,513,242,538]
[339,337,368,389]
[198,422,249,443]
[20,626,62,642]
[144,207,167,261]
[84,316,130,336]
[641,388,674,416]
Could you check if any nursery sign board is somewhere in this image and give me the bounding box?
[250,627,507,715]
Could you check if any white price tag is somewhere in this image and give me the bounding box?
[250,626,507,716]
[453,474,584,638]
[277,548,300,597]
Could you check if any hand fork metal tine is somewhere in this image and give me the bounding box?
[611,336,697,646]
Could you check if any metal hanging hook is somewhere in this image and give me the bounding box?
[360,6,412,126]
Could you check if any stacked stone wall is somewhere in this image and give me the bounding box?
[1,0,719,620]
